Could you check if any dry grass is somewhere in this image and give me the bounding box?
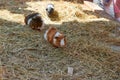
[0,0,120,80]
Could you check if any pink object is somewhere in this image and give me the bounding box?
[114,0,120,13]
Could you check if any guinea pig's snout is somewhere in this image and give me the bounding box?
[50,8,54,12]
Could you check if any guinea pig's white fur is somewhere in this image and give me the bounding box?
[44,27,66,47]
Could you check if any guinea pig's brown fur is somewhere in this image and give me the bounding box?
[44,27,66,48]
[24,13,44,30]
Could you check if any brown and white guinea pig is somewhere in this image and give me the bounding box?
[44,27,66,48]
[24,13,44,30]
[46,4,54,16]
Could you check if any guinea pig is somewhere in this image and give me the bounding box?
[44,27,66,48]
[46,4,54,16]
[24,13,44,30]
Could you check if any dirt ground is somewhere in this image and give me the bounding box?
[0,0,120,80]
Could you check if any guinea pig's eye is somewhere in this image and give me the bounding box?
[46,8,48,11]
[55,36,59,39]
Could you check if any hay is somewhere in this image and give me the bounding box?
[0,0,120,80]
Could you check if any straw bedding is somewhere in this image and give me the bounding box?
[0,0,120,80]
